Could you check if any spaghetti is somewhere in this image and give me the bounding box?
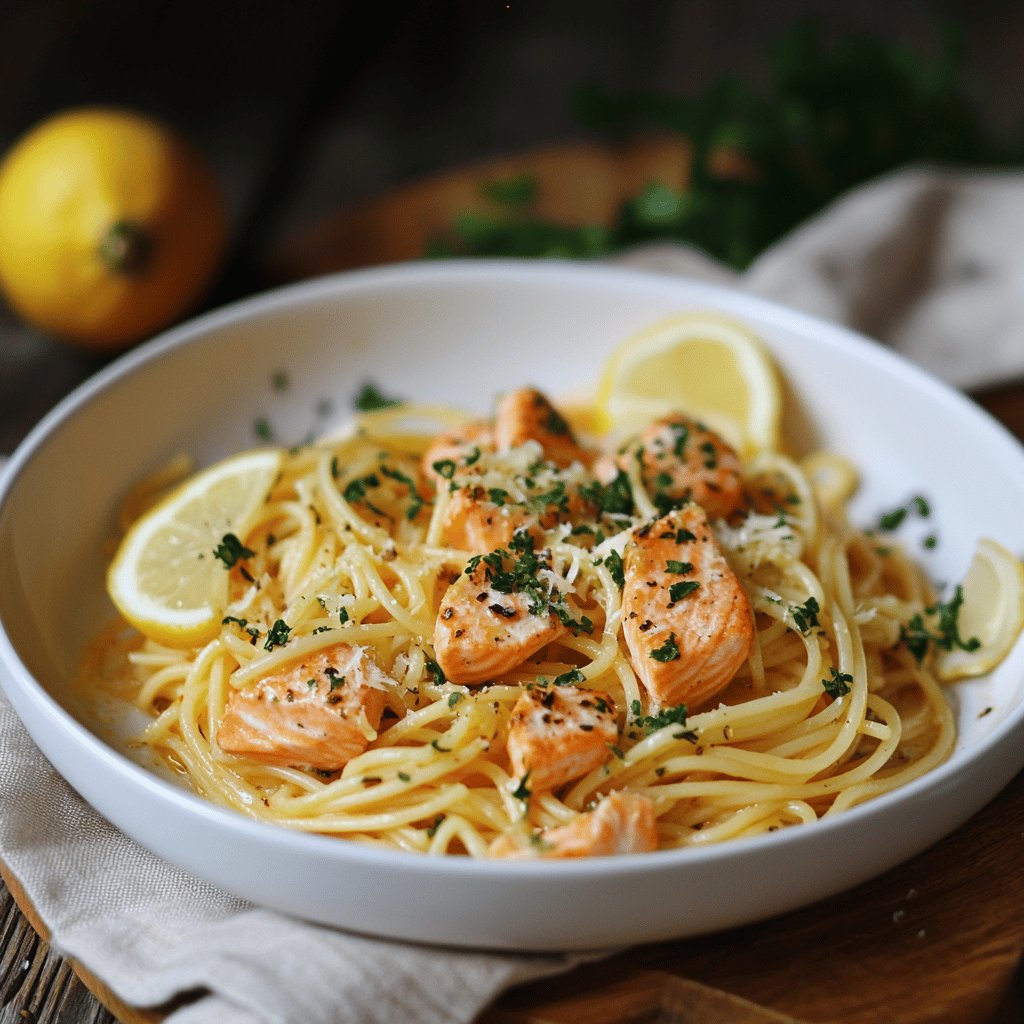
[86,393,957,858]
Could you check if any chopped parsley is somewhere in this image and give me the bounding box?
[254,417,273,442]
[899,585,980,662]
[603,549,625,589]
[466,531,593,635]
[447,691,463,708]
[665,560,693,574]
[338,607,350,625]
[426,814,445,838]
[380,463,426,519]
[579,469,634,516]
[822,667,853,698]
[650,632,681,662]
[553,668,585,687]
[878,507,908,531]
[263,618,292,651]
[631,700,696,739]
[512,771,532,801]
[342,473,381,504]
[669,580,700,602]
[669,422,689,456]
[488,487,509,506]
[426,658,446,686]
[878,493,932,532]
[552,603,593,636]
[325,666,345,690]
[791,596,821,634]
[271,370,288,391]
[432,459,457,480]
[528,480,568,513]
[354,382,403,411]
[222,615,260,639]
[212,533,255,568]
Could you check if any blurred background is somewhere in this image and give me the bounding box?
[2,0,1024,454]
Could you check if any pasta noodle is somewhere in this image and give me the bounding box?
[84,395,957,858]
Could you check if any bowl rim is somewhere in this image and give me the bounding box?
[2,256,1023,885]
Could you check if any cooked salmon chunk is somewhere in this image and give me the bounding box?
[433,550,566,685]
[217,643,392,770]
[507,683,618,792]
[494,388,592,468]
[622,504,754,709]
[489,791,658,858]
[626,414,745,520]
[440,486,538,554]
[421,419,494,484]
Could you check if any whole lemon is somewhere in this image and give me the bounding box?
[0,107,227,350]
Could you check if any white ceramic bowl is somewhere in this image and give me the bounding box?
[2,260,1023,951]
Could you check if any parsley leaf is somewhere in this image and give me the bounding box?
[822,667,853,698]
[512,771,532,801]
[650,632,680,662]
[669,580,700,602]
[603,549,625,589]
[899,585,980,663]
[791,596,821,634]
[354,382,403,411]
[263,618,292,651]
[212,533,254,568]
[553,668,585,687]
[634,701,696,741]
[665,560,694,574]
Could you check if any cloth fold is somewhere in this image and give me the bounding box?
[1,163,1022,1024]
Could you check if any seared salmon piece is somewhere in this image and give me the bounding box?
[507,684,618,792]
[622,504,754,709]
[489,791,658,858]
[626,414,745,520]
[440,486,538,554]
[217,643,391,770]
[433,552,566,685]
[494,388,592,468]
[441,483,596,555]
[421,420,494,484]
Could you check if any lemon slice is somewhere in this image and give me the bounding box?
[936,537,1024,681]
[595,311,782,458]
[107,449,283,646]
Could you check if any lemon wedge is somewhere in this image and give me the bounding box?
[936,537,1024,681]
[595,311,782,458]
[107,449,283,647]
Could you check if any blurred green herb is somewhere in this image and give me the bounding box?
[429,21,1022,269]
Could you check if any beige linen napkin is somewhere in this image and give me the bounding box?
[1,163,1022,1024]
